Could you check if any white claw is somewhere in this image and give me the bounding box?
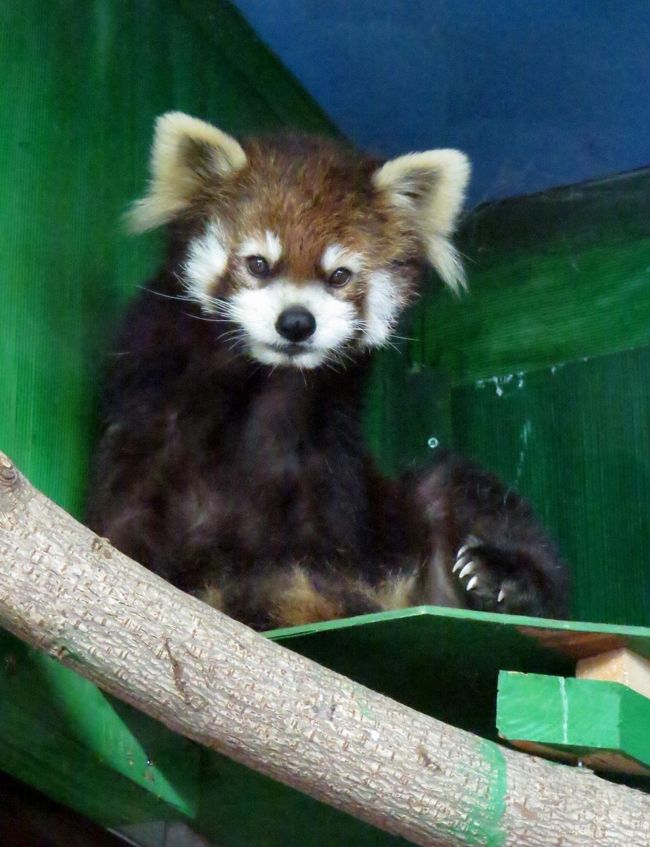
[466,575,479,591]
[458,562,476,580]
[457,536,481,559]
[452,554,470,574]
[497,588,506,603]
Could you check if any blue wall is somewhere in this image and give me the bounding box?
[232,0,650,205]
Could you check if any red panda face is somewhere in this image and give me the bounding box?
[129,114,470,369]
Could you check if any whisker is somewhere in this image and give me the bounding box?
[225,338,248,355]
[220,329,246,342]
[183,312,233,324]
[139,286,194,303]
[382,339,404,355]
[323,357,346,374]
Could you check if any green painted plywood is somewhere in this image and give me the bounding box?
[0,629,199,828]
[449,348,650,626]
[364,347,453,477]
[411,169,650,385]
[0,0,336,520]
[369,168,650,625]
[195,754,411,847]
[497,672,650,773]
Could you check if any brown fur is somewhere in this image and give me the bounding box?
[268,567,344,628]
[197,585,224,612]
[361,572,421,611]
[87,117,568,630]
[175,135,423,311]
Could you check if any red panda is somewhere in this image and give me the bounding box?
[86,112,568,630]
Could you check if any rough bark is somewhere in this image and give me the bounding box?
[0,451,648,846]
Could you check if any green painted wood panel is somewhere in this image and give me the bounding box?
[364,348,453,476]
[497,672,650,773]
[450,348,650,626]
[371,169,650,626]
[0,0,336,520]
[0,629,199,827]
[412,169,650,385]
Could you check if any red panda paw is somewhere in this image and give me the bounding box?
[451,536,548,617]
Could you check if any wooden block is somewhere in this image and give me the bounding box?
[496,671,650,775]
[577,648,650,699]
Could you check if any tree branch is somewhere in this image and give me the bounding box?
[0,452,648,846]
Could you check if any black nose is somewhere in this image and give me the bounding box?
[275,307,316,342]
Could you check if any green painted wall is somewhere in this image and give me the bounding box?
[368,169,650,626]
[0,0,336,519]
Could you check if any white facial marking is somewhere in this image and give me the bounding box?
[361,271,402,347]
[321,244,364,276]
[238,230,283,265]
[264,230,282,264]
[229,281,358,368]
[183,221,229,311]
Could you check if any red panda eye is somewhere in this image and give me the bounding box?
[246,255,270,277]
[328,267,352,288]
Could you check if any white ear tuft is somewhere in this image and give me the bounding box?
[126,112,247,233]
[372,149,470,293]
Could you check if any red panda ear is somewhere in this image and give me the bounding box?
[372,150,470,293]
[126,112,247,233]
